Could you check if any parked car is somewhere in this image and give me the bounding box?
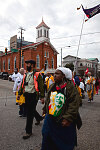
[2,72,9,80]
[0,72,9,80]
[0,72,3,79]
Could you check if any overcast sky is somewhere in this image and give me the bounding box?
[0,0,100,66]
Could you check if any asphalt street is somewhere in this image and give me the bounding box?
[0,79,100,150]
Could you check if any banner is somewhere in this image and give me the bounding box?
[77,4,100,21]
[85,68,89,75]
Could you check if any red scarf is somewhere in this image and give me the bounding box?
[56,82,67,90]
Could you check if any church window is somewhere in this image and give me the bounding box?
[44,30,46,37]
[8,59,10,70]
[36,55,40,68]
[3,60,5,71]
[14,57,16,69]
[51,57,54,68]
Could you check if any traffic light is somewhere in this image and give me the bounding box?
[21,50,22,56]
[21,50,24,57]
[5,48,7,55]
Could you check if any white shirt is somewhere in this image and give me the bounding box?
[49,78,54,86]
[11,72,21,82]
[79,82,84,90]
[13,74,23,92]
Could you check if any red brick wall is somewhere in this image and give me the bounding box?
[0,42,57,74]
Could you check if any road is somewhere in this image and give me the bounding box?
[0,79,100,150]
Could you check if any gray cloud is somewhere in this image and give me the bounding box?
[0,0,100,65]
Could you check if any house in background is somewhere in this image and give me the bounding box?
[63,55,99,77]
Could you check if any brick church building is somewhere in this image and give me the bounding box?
[0,19,58,74]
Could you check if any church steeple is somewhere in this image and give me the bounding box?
[36,18,50,42]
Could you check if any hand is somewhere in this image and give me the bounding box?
[40,98,44,104]
[62,119,71,127]
[42,109,46,117]
[17,95,20,100]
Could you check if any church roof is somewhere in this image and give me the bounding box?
[36,19,50,29]
[22,40,58,54]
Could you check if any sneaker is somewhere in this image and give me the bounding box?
[35,121,40,125]
[35,117,44,125]
[19,114,23,117]
[88,100,91,103]
[23,133,32,140]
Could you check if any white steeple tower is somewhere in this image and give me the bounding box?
[36,18,50,43]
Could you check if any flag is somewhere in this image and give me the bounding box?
[77,4,100,21]
[85,68,89,75]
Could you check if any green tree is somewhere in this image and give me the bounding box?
[64,63,74,71]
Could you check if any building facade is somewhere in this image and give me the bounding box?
[10,35,33,50]
[0,19,58,74]
[63,55,99,77]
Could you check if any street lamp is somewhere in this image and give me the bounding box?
[61,46,71,67]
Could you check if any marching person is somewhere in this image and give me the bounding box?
[41,67,82,150]
[11,68,20,82]
[74,72,82,97]
[86,72,96,102]
[95,77,99,95]
[13,68,26,117]
[45,72,55,91]
[17,60,44,139]
[79,79,85,99]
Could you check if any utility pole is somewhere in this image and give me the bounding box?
[18,27,25,69]
[61,48,62,67]
[75,14,85,74]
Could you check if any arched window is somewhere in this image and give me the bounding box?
[47,31,48,38]
[44,30,46,37]
[40,29,42,37]
[3,60,5,71]
[8,59,10,70]
[51,57,54,68]
[14,57,16,69]
[38,30,39,38]
[44,51,46,57]
[36,55,40,68]
[22,56,24,68]
[47,60,48,69]
[47,51,49,58]
[45,60,48,69]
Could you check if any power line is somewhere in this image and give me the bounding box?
[57,41,100,50]
[0,31,100,42]
[51,31,100,40]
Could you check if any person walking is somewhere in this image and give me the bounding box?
[79,79,85,99]
[45,73,55,91]
[17,60,44,139]
[11,68,21,82]
[41,67,82,150]
[95,77,99,95]
[13,68,26,117]
[86,72,96,102]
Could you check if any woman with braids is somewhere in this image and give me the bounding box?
[41,67,82,150]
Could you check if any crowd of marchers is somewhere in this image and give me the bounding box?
[9,59,100,150]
